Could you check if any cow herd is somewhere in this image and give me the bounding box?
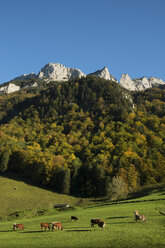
[12,210,147,232]
[12,216,105,232]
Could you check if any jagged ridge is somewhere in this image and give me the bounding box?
[0,63,165,93]
[120,74,165,91]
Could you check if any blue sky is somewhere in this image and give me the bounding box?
[1,0,165,83]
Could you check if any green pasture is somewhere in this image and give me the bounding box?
[0,200,165,248]
[0,175,165,248]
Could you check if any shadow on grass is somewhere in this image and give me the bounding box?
[2,172,59,195]
[0,230,14,233]
[128,184,165,200]
[66,229,91,232]
[20,231,44,234]
[157,210,165,216]
[65,226,90,230]
[90,198,108,203]
[1,172,83,199]
[109,221,137,225]
[106,216,129,220]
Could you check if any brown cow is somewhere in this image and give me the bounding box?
[71,216,78,221]
[13,223,24,231]
[98,221,106,229]
[41,223,50,231]
[52,222,63,230]
[134,210,147,222]
[91,218,102,227]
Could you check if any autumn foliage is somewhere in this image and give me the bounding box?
[0,76,165,196]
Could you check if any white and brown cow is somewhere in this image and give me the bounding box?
[52,222,63,230]
[13,223,24,231]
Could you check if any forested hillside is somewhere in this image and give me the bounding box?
[0,76,165,196]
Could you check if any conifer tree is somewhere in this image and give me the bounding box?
[61,168,71,195]
[0,152,10,173]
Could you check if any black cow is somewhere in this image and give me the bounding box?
[91,218,102,227]
[71,216,78,221]
[98,221,106,229]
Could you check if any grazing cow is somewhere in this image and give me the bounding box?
[71,216,78,221]
[13,223,24,231]
[134,210,147,222]
[98,221,106,229]
[52,222,63,230]
[91,219,102,227]
[41,223,50,231]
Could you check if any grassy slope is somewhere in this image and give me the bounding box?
[0,175,94,218]
[0,175,165,248]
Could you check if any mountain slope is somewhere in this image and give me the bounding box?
[0,76,164,197]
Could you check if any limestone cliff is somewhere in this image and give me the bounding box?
[89,66,118,82]
[38,63,86,81]
[119,74,165,91]
[0,83,20,94]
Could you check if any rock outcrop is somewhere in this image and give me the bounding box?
[23,82,38,88]
[0,81,38,94]
[89,66,118,82]
[120,74,165,91]
[38,63,86,81]
[0,83,20,94]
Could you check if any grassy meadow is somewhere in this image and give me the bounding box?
[0,174,95,218]
[0,175,165,248]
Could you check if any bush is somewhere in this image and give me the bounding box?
[107,176,128,202]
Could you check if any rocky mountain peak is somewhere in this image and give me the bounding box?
[148,77,165,86]
[38,63,86,81]
[89,66,118,82]
[120,74,135,91]
[1,63,165,94]
[119,74,165,91]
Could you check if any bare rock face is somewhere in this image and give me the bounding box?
[38,63,86,81]
[0,83,20,94]
[0,81,38,94]
[1,63,165,94]
[23,82,38,88]
[148,77,165,87]
[119,74,134,90]
[120,74,165,91]
[89,66,118,82]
